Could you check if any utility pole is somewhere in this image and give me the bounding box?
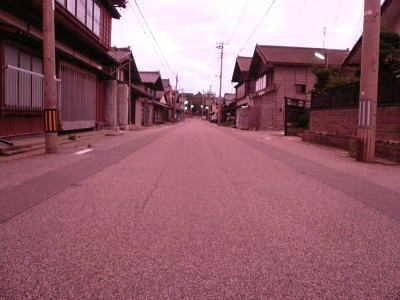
[43,0,58,153]
[356,0,381,162]
[217,42,224,125]
[171,73,179,124]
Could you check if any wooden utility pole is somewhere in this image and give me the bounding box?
[43,0,58,153]
[217,42,224,125]
[173,74,178,124]
[356,0,381,162]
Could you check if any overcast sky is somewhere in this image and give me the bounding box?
[112,0,383,95]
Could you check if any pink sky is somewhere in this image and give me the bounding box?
[112,0,384,95]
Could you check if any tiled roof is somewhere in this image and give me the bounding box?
[232,56,253,83]
[237,56,252,72]
[139,71,161,84]
[257,45,349,66]
[108,47,131,63]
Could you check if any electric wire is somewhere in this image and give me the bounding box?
[292,0,307,30]
[237,0,277,54]
[225,0,251,45]
[354,0,364,44]
[329,0,343,47]
[129,1,176,77]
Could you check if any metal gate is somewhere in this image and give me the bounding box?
[284,97,310,136]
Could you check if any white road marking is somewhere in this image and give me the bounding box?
[265,137,272,140]
[74,149,93,155]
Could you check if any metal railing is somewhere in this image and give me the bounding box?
[3,65,61,111]
[285,97,311,108]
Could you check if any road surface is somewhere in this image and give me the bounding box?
[1,119,400,298]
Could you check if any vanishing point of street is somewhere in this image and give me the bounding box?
[1,119,400,298]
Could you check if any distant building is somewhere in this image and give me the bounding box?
[238,45,349,130]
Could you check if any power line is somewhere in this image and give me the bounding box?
[225,0,251,44]
[354,0,364,44]
[128,1,176,77]
[293,0,307,29]
[329,0,343,47]
[221,0,277,78]
[219,0,234,42]
[238,0,277,54]
[128,4,146,34]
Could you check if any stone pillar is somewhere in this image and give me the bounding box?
[117,83,129,130]
[105,80,117,129]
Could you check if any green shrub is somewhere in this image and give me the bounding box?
[296,113,309,128]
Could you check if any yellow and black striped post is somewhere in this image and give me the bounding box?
[44,109,58,133]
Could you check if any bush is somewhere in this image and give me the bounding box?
[296,113,309,128]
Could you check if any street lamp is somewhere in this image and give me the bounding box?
[314,52,325,60]
[315,51,328,70]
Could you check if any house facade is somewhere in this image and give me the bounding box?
[246,45,349,130]
[137,71,165,126]
[0,0,125,137]
[108,46,150,130]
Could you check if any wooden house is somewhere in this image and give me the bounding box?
[0,0,125,137]
[137,71,165,126]
[231,56,253,106]
[247,45,349,130]
[108,46,152,129]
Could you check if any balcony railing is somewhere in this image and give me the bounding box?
[3,65,61,111]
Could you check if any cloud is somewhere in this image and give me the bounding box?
[112,0,372,94]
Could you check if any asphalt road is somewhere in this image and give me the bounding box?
[1,119,400,299]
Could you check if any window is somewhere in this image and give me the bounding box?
[295,84,306,94]
[93,2,100,36]
[76,0,86,24]
[67,0,76,15]
[256,74,267,92]
[86,0,93,30]
[63,0,100,36]
[3,46,44,110]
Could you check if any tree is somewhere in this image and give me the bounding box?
[313,31,400,91]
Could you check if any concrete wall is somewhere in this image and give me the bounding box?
[105,80,117,129]
[117,83,129,129]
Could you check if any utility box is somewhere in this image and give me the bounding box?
[237,105,261,130]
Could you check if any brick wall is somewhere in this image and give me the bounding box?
[309,106,400,142]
